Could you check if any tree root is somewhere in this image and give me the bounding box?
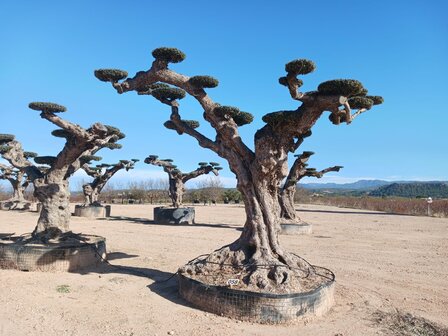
[179,244,328,294]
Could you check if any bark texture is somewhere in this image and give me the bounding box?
[97,48,382,292]
[144,156,220,208]
[0,106,124,241]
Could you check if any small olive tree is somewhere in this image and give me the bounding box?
[144,155,221,207]
[0,151,36,207]
[0,102,124,241]
[280,151,342,222]
[96,47,382,292]
[81,158,138,206]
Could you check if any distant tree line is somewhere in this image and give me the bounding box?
[369,182,448,198]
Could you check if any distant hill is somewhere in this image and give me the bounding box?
[302,179,391,190]
[369,182,448,198]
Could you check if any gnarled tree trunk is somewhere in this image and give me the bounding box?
[33,176,71,237]
[169,178,184,207]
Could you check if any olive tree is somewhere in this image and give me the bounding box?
[96,47,382,292]
[144,155,221,207]
[0,103,124,241]
[81,159,138,206]
[280,151,342,222]
[0,151,36,208]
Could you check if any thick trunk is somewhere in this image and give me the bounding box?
[8,179,26,202]
[33,176,71,238]
[279,186,297,221]
[169,178,184,207]
[82,183,100,205]
[181,177,314,292]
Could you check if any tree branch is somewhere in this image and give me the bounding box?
[40,112,89,139]
[111,61,254,163]
[169,104,219,152]
[304,165,343,178]
[182,165,219,183]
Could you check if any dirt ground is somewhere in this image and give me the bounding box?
[0,203,447,336]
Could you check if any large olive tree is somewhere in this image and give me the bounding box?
[0,102,124,241]
[144,155,221,207]
[81,158,138,206]
[96,47,382,293]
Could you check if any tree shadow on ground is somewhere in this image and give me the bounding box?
[76,252,190,308]
[0,233,16,239]
[297,208,411,216]
[99,216,242,231]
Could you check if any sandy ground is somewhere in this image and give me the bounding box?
[0,203,447,336]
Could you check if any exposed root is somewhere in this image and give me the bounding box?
[179,244,331,294]
[9,230,96,246]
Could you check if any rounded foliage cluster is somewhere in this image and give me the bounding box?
[232,111,254,126]
[317,79,365,97]
[302,130,312,138]
[366,95,384,105]
[189,76,219,88]
[81,155,102,163]
[328,112,346,125]
[278,76,303,87]
[105,125,125,139]
[262,110,299,126]
[301,151,315,157]
[51,129,72,138]
[198,162,208,166]
[0,134,15,145]
[94,69,128,82]
[152,47,186,63]
[182,120,200,129]
[214,105,240,118]
[348,96,374,110]
[0,145,12,154]
[137,82,170,93]
[23,151,38,159]
[152,87,186,101]
[163,121,176,130]
[209,162,220,166]
[104,142,122,149]
[214,167,223,171]
[285,59,316,75]
[97,163,111,168]
[34,156,57,166]
[29,102,67,113]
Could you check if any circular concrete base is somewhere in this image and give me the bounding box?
[178,266,335,323]
[0,200,32,211]
[154,207,195,225]
[74,205,111,218]
[0,234,106,272]
[280,223,313,235]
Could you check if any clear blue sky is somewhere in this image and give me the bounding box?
[1,0,447,188]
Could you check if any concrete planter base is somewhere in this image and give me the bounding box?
[0,234,106,272]
[153,207,195,225]
[74,205,111,218]
[280,223,313,235]
[0,200,32,211]
[178,266,335,323]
